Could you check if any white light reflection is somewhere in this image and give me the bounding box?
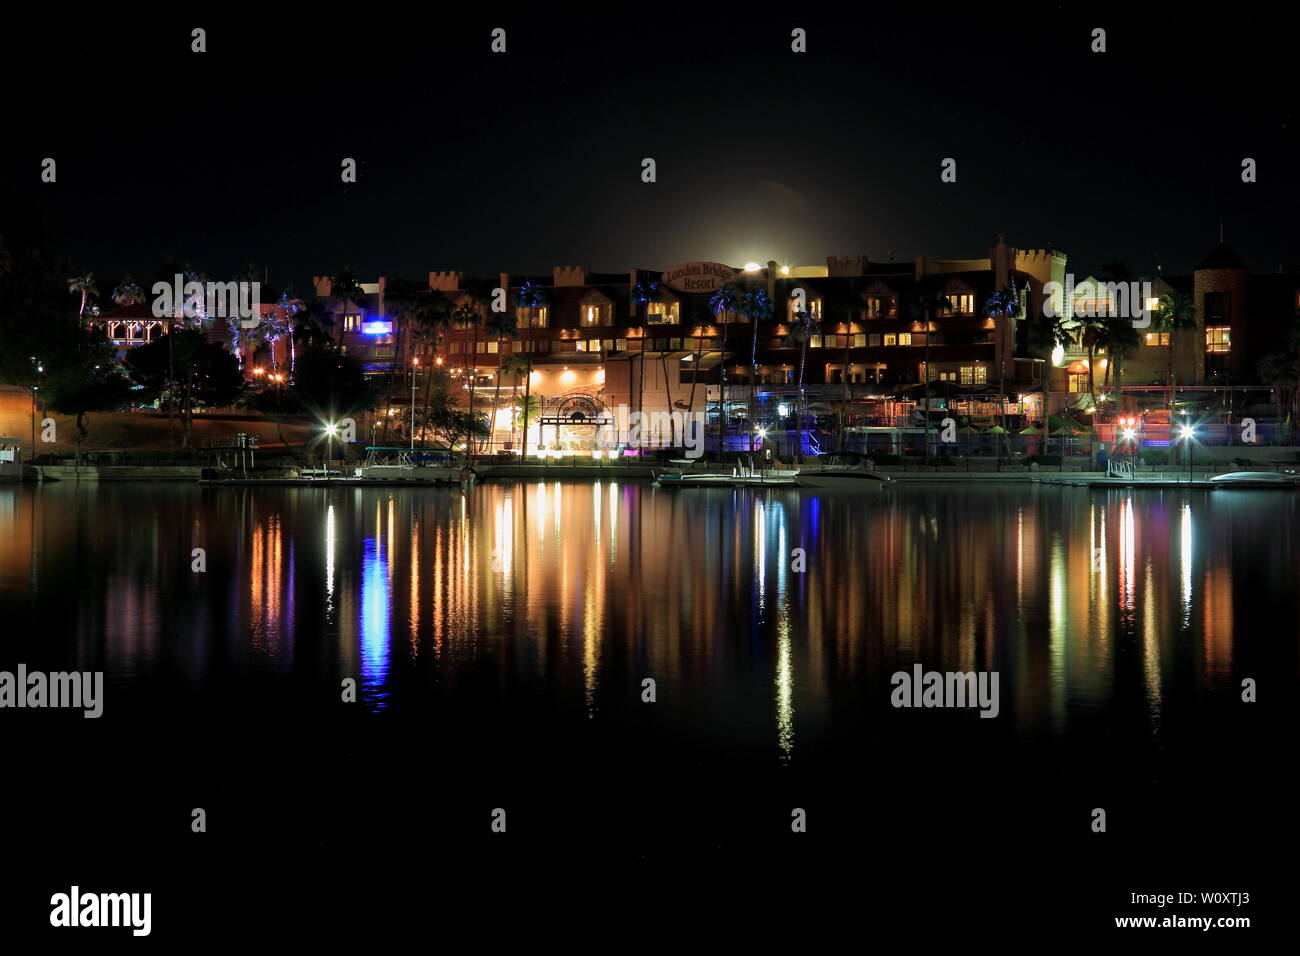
[325,504,336,618]
[1180,502,1193,626]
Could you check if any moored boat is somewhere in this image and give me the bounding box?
[1208,470,1300,488]
[796,452,895,489]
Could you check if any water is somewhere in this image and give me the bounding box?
[1,481,1293,931]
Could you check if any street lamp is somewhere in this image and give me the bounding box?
[324,421,338,478]
[410,358,419,453]
[1178,422,1197,482]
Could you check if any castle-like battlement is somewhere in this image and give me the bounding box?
[428,271,463,291]
[553,265,589,287]
[826,255,869,277]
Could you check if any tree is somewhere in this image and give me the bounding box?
[124,330,243,449]
[1258,320,1300,438]
[897,278,952,463]
[68,274,98,320]
[453,297,485,453]
[293,296,337,353]
[111,276,145,307]
[1099,315,1140,407]
[515,281,547,454]
[327,268,367,359]
[41,329,132,464]
[821,281,865,451]
[500,354,533,452]
[628,280,662,421]
[984,285,1022,457]
[785,304,817,461]
[243,379,299,450]
[741,287,773,450]
[289,346,378,424]
[484,308,519,452]
[708,284,742,453]
[1155,290,1197,409]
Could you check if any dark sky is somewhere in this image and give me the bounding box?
[5,3,1297,295]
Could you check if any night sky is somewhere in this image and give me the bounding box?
[6,4,1297,292]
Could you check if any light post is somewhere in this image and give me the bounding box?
[29,356,41,465]
[324,422,338,479]
[410,357,419,453]
[1178,422,1197,483]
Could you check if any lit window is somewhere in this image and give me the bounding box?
[582,305,607,326]
[974,366,987,385]
[884,333,897,346]
[941,294,973,315]
[898,332,912,346]
[809,335,822,349]
[853,333,866,347]
[1145,332,1171,346]
[516,306,548,328]
[960,366,974,385]
[1205,327,1231,352]
[646,301,680,325]
[868,333,881,347]
[343,314,361,332]
[864,296,894,318]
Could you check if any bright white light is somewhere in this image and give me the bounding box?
[324,422,338,437]
[779,265,790,275]
[778,404,789,417]
[1178,424,1196,440]
[744,262,762,272]
[1122,428,1136,442]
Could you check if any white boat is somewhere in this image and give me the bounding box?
[654,460,798,488]
[0,438,22,482]
[796,453,895,489]
[1208,470,1300,488]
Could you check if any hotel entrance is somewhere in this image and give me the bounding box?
[533,393,615,458]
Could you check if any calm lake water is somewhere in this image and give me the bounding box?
[0,480,1293,918]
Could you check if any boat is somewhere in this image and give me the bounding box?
[1208,470,1300,488]
[0,438,22,483]
[653,459,798,488]
[796,452,895,489]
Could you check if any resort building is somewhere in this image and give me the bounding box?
[313,235,1068,454]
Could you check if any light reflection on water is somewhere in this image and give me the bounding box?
[0,481,1293,761]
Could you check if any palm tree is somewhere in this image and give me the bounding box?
[293,297,336,353]
[822,281,864,451]
[515,281,548,455]
[984,284,1022,457]
[454,298,484,453]
[328,268,367,357]
[500,354,533,451]
[741,287,773,451]
[410,291,454,422]
[683,304,711,419]
[68,274,98,321]
[630,280,663,419]
[485,309,519,452]
[897,278,952,463]
[1099,315,1140,403]
[111,276,145,307]
[1155,290,1197,410]
[1258,320,1300,441]
[708,284,743,455]
[785,305,816,461]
